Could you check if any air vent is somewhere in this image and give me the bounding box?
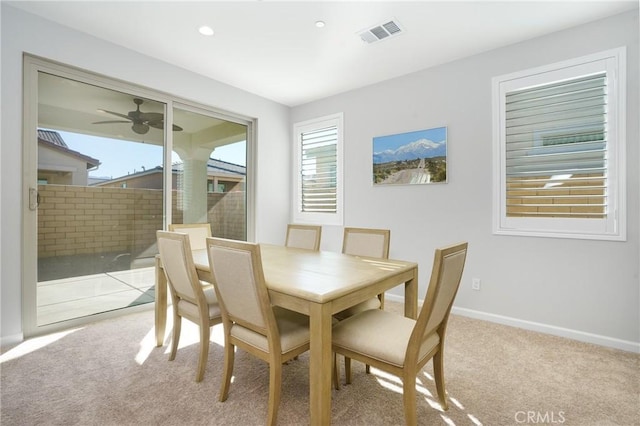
[358,18,404,44]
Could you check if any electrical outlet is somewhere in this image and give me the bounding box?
[472,278,481,291]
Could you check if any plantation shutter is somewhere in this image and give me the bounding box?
[300,125,337,213]
[505,73,607,218]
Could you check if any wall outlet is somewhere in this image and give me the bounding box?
[472,278,481,291]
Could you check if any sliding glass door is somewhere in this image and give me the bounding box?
[23,56,253,336]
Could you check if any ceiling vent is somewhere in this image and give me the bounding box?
[358,19,404,44]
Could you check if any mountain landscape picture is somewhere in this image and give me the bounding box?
[373,126,447,185]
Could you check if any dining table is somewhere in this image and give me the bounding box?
[154,243,418,426]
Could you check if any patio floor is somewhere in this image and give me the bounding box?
[37,267,155,326]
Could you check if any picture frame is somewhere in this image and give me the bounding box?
[372,126,447,185]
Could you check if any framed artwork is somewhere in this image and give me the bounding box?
[373,126,447,185]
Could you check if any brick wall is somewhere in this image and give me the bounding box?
[38,185,246,259]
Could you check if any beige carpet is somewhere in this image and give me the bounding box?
[1,302,638,425]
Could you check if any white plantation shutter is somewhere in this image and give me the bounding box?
[293,113,343,226]
[300,126,337,213]
[505,73,607,218]
[493,48,626,240]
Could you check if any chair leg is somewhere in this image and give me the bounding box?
[219,342,235,402]
[345,356,352,384]
[402,373,418,426]
[195,323,210,382]
[367,295,385,374]
[333,353,340,390]
[169,314,181,361]
[267,358,282,426]
[433,351,448,410]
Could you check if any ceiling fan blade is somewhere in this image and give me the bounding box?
[97,109,132,121]
[92,120,131,124]
[146,120,164,130]
[147,120,183,132]
[139,112,164,122]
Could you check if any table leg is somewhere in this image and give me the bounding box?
[405,267,418,319]
[155,257,167,347]
[309,302,333,426]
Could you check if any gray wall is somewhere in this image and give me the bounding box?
[292,11,639,351]
[1,5,291,343]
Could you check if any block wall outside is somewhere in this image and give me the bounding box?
[506,173,605,218]
[37,185,246,259]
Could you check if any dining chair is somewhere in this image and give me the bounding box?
[206,237,311,426]
[332,227,391,381]
[334,227,390,320]
[156,230,222,382]
[284,224,322,251]
[168,222,212,250]
[332,242,468,425]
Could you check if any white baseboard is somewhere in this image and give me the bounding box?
[1,333,24,350]
[451,307,640,353]
[384,293,640,353]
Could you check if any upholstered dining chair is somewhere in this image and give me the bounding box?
[332,242,468,425]
[285,224,322,251]
[334,227,390,320]
[206,237,311,426]
[156,231,222,382]
[168,222,212,250]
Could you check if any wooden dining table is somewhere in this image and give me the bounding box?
[154,243,418,425]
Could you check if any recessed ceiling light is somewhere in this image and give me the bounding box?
[315,21,325,28]
[198,25,214,36]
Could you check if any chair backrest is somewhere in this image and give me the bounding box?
[342,227,390,259]
[206,238,275,335]
[409,242,468,357]
[285,224,322,251]
[168,223,212,250]
[156,231,203,305]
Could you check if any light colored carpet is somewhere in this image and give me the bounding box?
[1,302,638,425]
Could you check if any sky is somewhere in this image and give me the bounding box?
[57,130,246,179]
[373,126,446,152]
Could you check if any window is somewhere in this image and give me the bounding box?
[492,48,626,241]
[292,113,343,226]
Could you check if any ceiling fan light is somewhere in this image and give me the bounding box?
[132,122,149,134]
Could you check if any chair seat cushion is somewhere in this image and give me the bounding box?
[333,297,381,321]
[232,306,310,354]
[332,309,439,368]
[177,285,221,320]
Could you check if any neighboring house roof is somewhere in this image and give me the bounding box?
[173,158,246,177]
[38,129,68,146]
[208,158,246,176]
[96,166,164,185]
[38,129,101,169]
[92,158,245,186]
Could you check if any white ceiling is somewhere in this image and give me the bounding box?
[9,1,638,107]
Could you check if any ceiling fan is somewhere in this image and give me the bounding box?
[93,98,183,134]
